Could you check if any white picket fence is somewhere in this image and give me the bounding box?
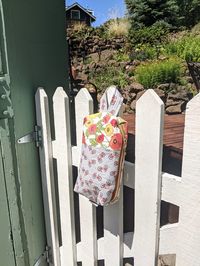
[35,86,200,266]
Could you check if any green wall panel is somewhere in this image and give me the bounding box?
[0,0,68,265]
[0,134,16,266]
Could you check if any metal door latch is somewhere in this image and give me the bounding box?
[33,246,51,266]
[17,125,42,147]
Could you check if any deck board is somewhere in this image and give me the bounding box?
[123,114,185,152]
[123,114,185,176]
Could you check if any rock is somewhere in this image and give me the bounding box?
[127,109,134,114]
[92,45,99,53]
[76,73,88,81]
[89,52,100,63]
[169,83,177,90]
[157,83,170,91]
[166,101,186,114]
[101,49,116,61]
[130,99,137,110]
[166,99,182,108]
[122,91,131,103]
[107,59,115,65]
[154,88,167,103]
[123,104,131,113]
[130,92,137,100]
[94,38,99,45]
[158,255,176,266]
[136,90,145,101]
[168,87,192,101]
[129,82,144,93]
[75,65,83,72]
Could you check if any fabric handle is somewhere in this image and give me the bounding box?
[99,85,123,116]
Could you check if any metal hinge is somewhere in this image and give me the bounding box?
[33,246,51,266]
[17,125,42,147]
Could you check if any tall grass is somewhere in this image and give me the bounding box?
[134,57,183,89]
[107,18,130,37]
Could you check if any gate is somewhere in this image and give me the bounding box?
[35,86,200,266]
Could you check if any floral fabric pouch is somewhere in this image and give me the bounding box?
[74,87,128,206]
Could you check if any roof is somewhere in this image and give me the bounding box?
[66,2,96,21]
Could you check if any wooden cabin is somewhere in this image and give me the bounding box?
[66,2,96,28]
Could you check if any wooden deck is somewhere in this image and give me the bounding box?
[123,114,185,176]
[122,114,185,227]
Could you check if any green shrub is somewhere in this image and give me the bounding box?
[134,57,183,89]
[130,44,161,61]
[88,66,129,91]
[164,35,200,61]
[128,21,171,46]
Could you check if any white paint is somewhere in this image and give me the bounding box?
[102,87,124,266]
[134,89,164,266]
[161,173,182,206]
[36,86,200,266]
[35,88,60,266]
[75,88,98,266]
[176,93,200,266]
[160,224,178,255]
[104,188,124,266]
[52,87,77,265]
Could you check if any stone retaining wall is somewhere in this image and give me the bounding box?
[68,32,195,114]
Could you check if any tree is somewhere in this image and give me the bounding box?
[176,0,200,28]
[125,0,179,29]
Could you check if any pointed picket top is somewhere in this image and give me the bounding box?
[134,88,164,265]
[75,87,93,102]
[74,87,97,266]
[53,86,68,102]
[185,91,200,112]
[136,89,164,110]
[75,88,93,147]
[176,91,200,266]
[35,86,48,100]
[35,86,60,266]
[53,87,77,265]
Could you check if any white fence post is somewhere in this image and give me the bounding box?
[103,86,124,266]
[75,88,98,266]
[52,87,77,265]
[134,89,164,266]
[176,93,200,266]
[35,88,60,266]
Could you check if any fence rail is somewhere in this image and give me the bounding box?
[35,86,200,266]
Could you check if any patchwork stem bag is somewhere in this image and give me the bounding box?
[74,88,128,206]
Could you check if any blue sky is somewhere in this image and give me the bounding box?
[65,0,126,26]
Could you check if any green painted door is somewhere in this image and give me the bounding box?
[0,122,16,266]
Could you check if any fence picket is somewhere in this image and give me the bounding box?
[104,190,124,266]
[52,87,77,265]
[75,88,98,266]
[134,89,164,266]
[176,93,200,266]
[35,88,60,266]
[102,86,124,266]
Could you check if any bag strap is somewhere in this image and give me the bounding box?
[99,86,123,116]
